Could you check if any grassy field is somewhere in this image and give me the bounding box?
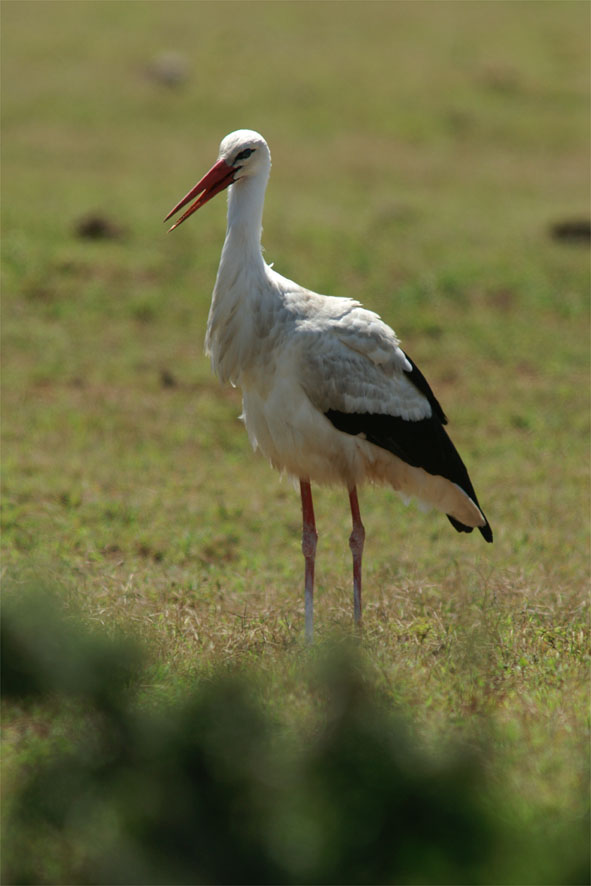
[2,1,589,882]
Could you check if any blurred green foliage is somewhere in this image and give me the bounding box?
[3,589,588,885]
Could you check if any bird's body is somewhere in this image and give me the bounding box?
[166,129,492,639]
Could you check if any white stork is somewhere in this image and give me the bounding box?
[165,130,492,641]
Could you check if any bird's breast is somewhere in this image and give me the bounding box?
[205,274,286,386]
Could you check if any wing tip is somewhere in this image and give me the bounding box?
[479,522,494,543]
[447,514,494,543]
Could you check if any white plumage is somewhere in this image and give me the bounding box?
[165,129,492,640]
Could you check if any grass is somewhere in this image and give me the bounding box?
[1,1,589,882]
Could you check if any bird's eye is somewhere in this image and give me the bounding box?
[234,148,255,163]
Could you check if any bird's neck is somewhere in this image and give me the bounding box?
[222,172,269,270]
[206,170,273,384]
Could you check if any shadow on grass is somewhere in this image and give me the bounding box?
[2,587,588,885]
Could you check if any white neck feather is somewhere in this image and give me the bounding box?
[228,172,268,239]
[218,170,269,282]
[205,165,274,383]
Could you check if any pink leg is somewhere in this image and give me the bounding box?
[348,487,365,627]
[300,479,318,642]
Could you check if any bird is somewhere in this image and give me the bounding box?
[165,129,492,641]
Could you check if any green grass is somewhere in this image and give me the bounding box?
[2,1,589,882]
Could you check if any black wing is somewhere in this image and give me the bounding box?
[325,351,492,542]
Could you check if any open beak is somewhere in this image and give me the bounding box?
[164,158,235,231]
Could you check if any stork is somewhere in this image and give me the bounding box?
[165,130,492,641]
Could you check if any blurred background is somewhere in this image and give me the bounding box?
[2,1,589,883]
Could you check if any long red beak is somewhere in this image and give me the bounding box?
[164,158,235,231]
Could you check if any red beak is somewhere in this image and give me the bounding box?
[164,158,235,231]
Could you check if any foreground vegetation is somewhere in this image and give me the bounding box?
[2,2,589,882]
[3,590,588,885]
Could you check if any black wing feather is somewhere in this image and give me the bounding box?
[402,352,448,425]
[324,351,492,542]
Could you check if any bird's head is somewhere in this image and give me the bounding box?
[165,129,271,231]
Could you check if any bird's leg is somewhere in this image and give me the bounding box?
[348,486,365,628]
[299,479,318,643]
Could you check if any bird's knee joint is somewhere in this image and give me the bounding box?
[302,526,318,559]
[349,523,365,555]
